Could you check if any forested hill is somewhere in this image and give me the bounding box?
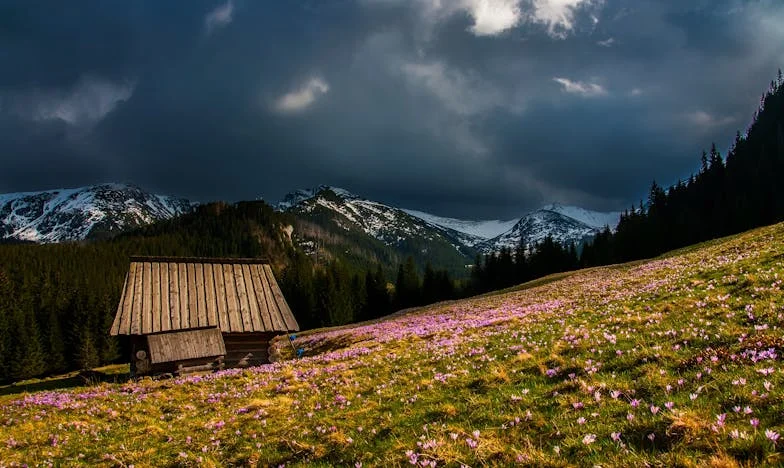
[583,70,784,265]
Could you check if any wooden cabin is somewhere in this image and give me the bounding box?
[110,256,299,376]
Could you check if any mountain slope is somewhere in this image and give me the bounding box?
[279,186,476,275]
[4,219,783,466]
[0,184,193,243]
[541,203,621,230]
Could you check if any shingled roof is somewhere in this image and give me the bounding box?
[110,257,299,336]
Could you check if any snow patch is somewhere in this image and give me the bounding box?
[402,209,517,242]
[540,203,621,231]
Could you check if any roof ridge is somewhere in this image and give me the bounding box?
[128,256,270,264]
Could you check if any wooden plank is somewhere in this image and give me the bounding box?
[159,263,171,332]
[142,261,154,334]
[234,264,253,333]
[262,264,288,331]
[151,262,162,333]
[194,263,208,328]
[187,263,198,329]
[242,264,264,332]
[213,264,228,331]
[178,263,189,329]
[258,265,280,331]
[223,264,241,332]
[257,264,280,331]
[147,328,226,364]
[203,264,219,327]
[249,265,273,331]
[114,270,133,335]
[130,263,143,335]
[169,263,181,330]
[265,265,299,331]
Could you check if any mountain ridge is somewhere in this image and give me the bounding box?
[0,183,193,243]
[277,185,621,249]
[0,182,622,257]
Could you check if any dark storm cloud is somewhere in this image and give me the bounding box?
[0,0,782,218]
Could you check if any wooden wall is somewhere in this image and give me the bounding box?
[223,332,278,368]
[130,331,281,376]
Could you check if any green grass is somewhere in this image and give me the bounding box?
[2,223,784,466]
[0,365,130,397]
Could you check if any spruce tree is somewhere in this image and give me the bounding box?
[422,263,437,304]
[46,309,67,373]
[395,256,421,309]
[76,329,100,370]
[9,307,47,380]
[362,265,389,321]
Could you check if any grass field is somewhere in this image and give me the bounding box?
[1,223,783,466]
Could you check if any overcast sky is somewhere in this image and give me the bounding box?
[1,0,782,218]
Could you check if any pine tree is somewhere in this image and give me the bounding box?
[350,273,366,322]
[422,263,437,304]
[434,270,455,301]
[363,265,390,321]
[100,311,121,364]
[9,307,47,380]
[76,329,100,370]
[46,309,67,373]
[700,150,709,174]
[470,254,484,293]
[514,236,528,283]
[709,143,723,168]
[395,256,421,309]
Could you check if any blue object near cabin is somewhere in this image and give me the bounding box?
[289,334,297,341]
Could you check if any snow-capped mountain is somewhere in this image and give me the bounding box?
[402,209,517,247]
[276,186,479,273]
[0,183,193,243]
[476,205,621,253]
[405,203,620,253]
[278,186,622,259]
[279,186,468,249]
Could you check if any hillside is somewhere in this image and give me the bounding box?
[281,186,476,276]
[2,221,783,466]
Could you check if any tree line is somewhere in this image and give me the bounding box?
[468,237,579,295]
[582,70,784,265]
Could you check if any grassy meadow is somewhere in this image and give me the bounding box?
[1,223,784,467]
